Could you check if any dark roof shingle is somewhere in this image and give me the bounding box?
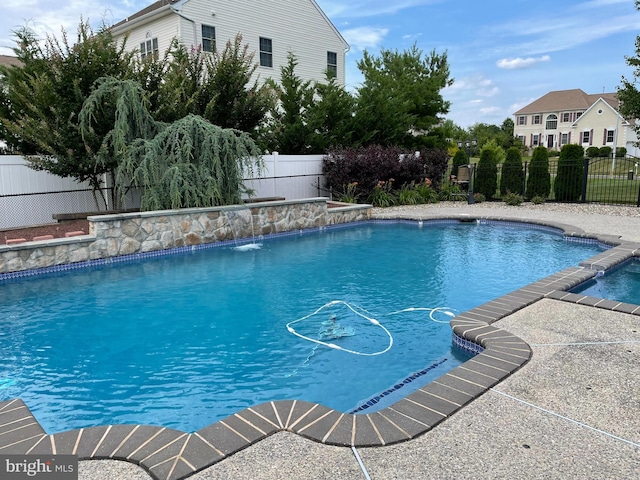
[111,0,181,30]
[514,89,618,115]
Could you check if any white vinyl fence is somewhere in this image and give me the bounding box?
[0,156,106,229]
[243,153,325,200]
[0,154,326,229]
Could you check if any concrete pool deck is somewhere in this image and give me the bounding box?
[3,202,640,479]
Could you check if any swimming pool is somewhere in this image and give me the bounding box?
[0,221,602,433]
[571,258,640,305]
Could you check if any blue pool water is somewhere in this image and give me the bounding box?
[572,258,640,305]
[0,221,602,433]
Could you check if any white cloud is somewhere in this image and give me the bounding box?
[581,0,629,8]
[483,12,640,59]
[509,99,538,115]
[342,26,389,51]
[496,55,551,70]
[402,33,422,41]
[479,106,502,115]
[445,74,499,98]
[0,1,144,55]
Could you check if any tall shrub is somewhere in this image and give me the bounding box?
[323,145,411,197]
[474,145,498,199]
[450,149,467,179]
[526,146,551,199]
[554,144,584,202]
[322,145,446,197]
[422,148,449,190]
[500,147,524,196]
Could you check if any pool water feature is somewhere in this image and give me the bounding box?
[571,258,640,305]
[0,222,602,434]
[225,208,263,251]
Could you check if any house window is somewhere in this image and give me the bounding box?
[561,133,569,146]
[575,111,583,120]
[561,112,571,122]
[259,37,273,67]
[533,115,542,125]
[582,131,590,144]
[140,38,159,60]
[532,134,540,146]
[546,114,558,130]
[202,25,216,52]
[606,130,615,143]
[517,116,526,125]
[517,135,526,146]
[327,51,337,78]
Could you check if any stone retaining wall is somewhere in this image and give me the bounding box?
[0,199,371,275]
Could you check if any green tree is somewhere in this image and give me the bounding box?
[500,147,524,196]
[0,21,134,191]
[439,119,467,148]
[149,40,204,123]
[554,144,584,202]
[353,44,451,148]
[618,1,640,140]
[526,146,551,199]
[262,53,314,154]
[150,35,273,135]
[450,149,468,179]
[468,123,502,150]
[474,143,500,199]
[306,74,356,151]
[500,118,516,149]
[201,35,274,134]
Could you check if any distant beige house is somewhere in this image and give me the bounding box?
[513,89,637,156]
[110,0,349,86]
[0,55,21,68]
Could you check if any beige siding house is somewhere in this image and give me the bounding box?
[0,55,22,68]
[110,0,349,86]
[513,89,637,156]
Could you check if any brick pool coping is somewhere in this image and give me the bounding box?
[1,214,639,480]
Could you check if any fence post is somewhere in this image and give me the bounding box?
[580,157,589,203]
[272,151,279,198]
[522,161,528,197]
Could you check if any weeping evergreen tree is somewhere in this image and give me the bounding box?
[80,77,262,211]
[79,78,160,207]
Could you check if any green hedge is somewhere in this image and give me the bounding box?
[554,144,584,202]
[525,146,551,199]
[500,147,524,196]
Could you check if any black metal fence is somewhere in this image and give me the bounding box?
[471,156,640,206]
[2,160,638,230]
[0,187,141,230]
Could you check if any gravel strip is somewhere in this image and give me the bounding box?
[372,201,640,217]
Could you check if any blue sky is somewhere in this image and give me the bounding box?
[1,0,639,128]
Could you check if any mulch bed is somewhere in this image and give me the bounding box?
[0,220,90,245]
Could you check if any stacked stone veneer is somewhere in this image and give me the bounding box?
[0,198,371,275]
